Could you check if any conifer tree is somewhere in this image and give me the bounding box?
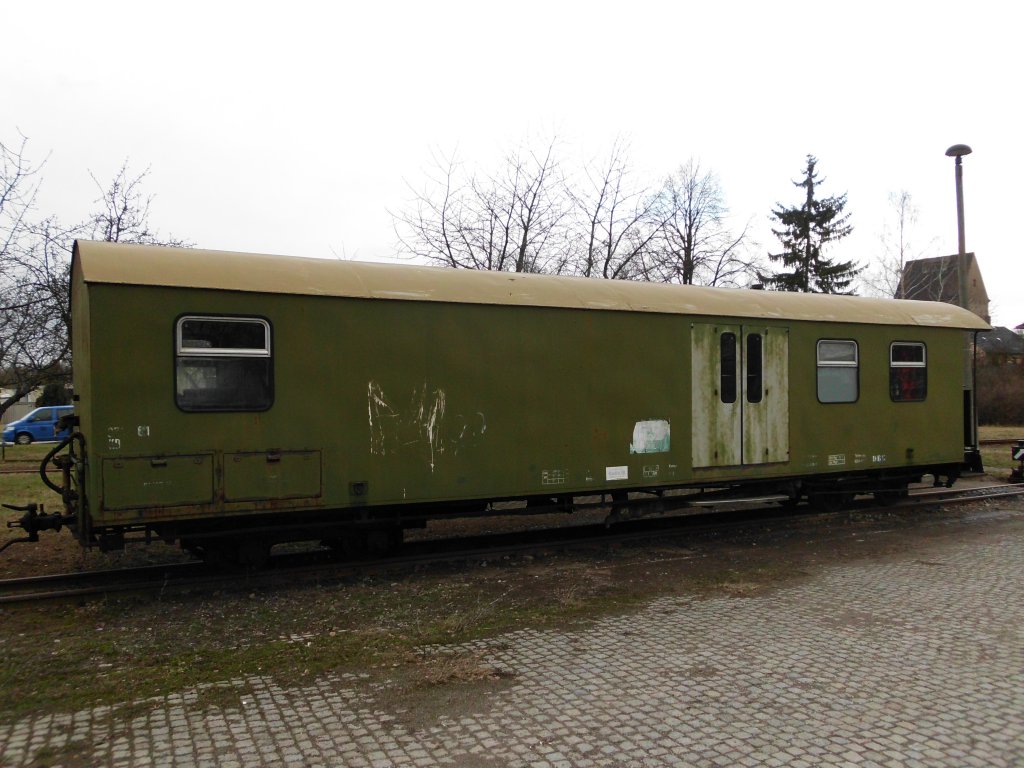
[764,155,859,293]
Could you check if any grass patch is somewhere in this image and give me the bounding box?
[979,426,1023,478]
[0,472,51,507]
[981,437,1022,477]
[0,442,54,466]
[414,649,515,686]
[0,537,808,721]
[979,425,1024,441]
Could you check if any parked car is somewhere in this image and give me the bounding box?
[2,405,74,445]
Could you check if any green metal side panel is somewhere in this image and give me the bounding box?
[73,278,970,527]
[743,326,790,465]
[80,283,692,521]
[782,323,964,475]
[224,450,322,501]
[691,323,741,468]
[102,455,214,510]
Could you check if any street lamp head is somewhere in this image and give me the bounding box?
[945,144,973,158]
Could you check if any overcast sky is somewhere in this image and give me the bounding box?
[5,1,1020,325]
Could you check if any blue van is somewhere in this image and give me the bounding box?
[2,405,74,445]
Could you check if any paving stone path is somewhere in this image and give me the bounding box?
[2,512,1022,767]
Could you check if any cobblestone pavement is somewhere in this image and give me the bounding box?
[2,510,1023,767]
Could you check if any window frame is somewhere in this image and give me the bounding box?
[816,338,859,404]
[174,314,274,413]
[176,315,272,358]
[889,341,927,402]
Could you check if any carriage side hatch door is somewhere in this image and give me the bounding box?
[691,324,789,468]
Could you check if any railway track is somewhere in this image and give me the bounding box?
[2,482,1022,606]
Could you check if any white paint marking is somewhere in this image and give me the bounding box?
[630,419,671,454]
[606,465,628,481]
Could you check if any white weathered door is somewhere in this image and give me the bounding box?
[691,323,742,467]
[741,326,790,465]
[691,323,789,468]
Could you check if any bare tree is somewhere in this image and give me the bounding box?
[394,137,757,289]
[563,138,664,281]
[862,190,937,298]
[650,159,756,287]
[0,134,63,425]
[1,147,190,426]
[0,229,71,422]
[0,132,44,266]
[394,140,569,274]
[86,161,190,246]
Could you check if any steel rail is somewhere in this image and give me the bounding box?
[2,483,1022,606]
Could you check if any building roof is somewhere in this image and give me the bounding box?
[73,240,991,330]
[977,327,1024,355]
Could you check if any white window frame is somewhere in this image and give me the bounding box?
[890,342,926,367]
[176,316,271,358]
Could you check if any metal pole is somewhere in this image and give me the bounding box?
[954,155,969,310]
[954,156,967,256]
[945,143,979,471]
[946,143,972,311]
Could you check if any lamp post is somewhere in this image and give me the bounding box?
[945,143,972,311]
[945,143,982,472]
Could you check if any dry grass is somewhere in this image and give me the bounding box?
[0,442,53,467]
[415,649,513,686]
[979,425,1024,441]
[716,581,765,597]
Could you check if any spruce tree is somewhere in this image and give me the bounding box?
[764,155,860,293]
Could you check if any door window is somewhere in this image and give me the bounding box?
[746,333,763,403]
[720,332,737,404]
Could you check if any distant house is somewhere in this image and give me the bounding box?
[977,327,1024,367]
[1014,322,1024,337]
[896,252,990,324]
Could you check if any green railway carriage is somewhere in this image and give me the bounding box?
[14,241,990,560]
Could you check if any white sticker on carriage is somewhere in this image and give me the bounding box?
[629,419,671,454]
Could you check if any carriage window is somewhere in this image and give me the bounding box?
[720,332,737,404]
[890,342,926,402]
[746,333,763,403]
[817,339,858,403]
[175,316,273,411]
